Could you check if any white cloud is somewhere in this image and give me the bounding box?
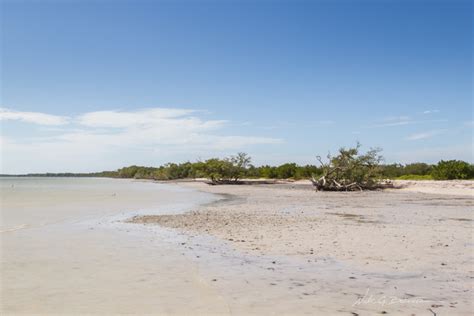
[406,129,446,141]
[423,109,440,114]
[0,107,283,173]
[77,108,201,128]
[0,108,69,125]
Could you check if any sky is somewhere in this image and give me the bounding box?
[1,0,472,174]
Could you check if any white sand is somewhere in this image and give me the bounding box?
[394,179,474,196]
[132,180,473,315]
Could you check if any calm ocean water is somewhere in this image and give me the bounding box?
[1,177,224,313]
[0,177,214,231]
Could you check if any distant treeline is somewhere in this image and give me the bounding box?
[2,154,473,181]
[112,160,474,181]
[0,171,118,178]
[115,161,321,181]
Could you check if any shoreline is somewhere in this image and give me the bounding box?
[152,177,474,196]
[130,180,474,268]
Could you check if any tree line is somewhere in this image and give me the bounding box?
[3,150,473,182]
[112,153,473,181]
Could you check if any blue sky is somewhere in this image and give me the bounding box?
[1,0,472,173]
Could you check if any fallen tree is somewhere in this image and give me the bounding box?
[311,143,393,191]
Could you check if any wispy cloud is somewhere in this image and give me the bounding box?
[1,107,283,173]
[9,108,282,148]
[423,109,440,114]
[0,108,69,125]
[76,108,202,128]
[368,115,447,128]
[406,129,446,141]
[368,116,413,128]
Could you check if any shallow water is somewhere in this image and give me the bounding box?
[0,177,214,231]
[0,177,231,314]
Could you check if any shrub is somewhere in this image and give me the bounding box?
[431,160,474,180]
[381,163,404,178]
[311,143,388,191]
[403,163,432,175]
[230,152,252,181]
[381,163,433,178]
[275,163,298,179]
[295,165,322,180]
[258,165,278,178]
[200,153,252,183]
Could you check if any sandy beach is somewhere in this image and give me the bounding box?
[130,180,474,315]
[2,178,473,315]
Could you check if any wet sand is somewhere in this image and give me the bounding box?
[130,180,474,315]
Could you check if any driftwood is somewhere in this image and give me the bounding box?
[310,175,393,191]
